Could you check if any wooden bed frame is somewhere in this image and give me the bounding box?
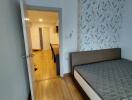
[70,48,121,99]
[70,48,121,74]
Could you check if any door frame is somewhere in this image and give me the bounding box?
[20,1,36,100]
[27,5,63,77]
[39,27,43,50]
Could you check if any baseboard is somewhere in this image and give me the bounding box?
[64,73,71,77]
[32,49,41,52]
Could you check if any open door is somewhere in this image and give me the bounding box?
[20,0,35,100]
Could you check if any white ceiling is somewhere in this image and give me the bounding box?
[27,10,59,24]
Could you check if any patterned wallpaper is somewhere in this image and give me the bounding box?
[78,0,126,51]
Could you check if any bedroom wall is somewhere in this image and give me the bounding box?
[78,0,126,51]
[26,0,78,74]
[0,0,29,100]
[120,0,132,60]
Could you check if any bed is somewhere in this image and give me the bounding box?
[70,48,132,100]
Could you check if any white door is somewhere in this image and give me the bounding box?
[20,0,35,100]
[43,27,50,50]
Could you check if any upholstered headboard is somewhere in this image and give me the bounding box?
[70,48,121,74]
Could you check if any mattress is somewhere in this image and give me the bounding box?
[74,59,132,100]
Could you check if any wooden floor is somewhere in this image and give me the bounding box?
[33,50,84,100]
[33,50,57,81]
[35,76,84,100]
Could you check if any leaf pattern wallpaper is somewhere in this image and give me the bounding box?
[78,0,126,51]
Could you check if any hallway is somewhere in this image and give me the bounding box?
[33,50,57,81]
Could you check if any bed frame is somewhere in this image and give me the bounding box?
[70,48,121,74]
[70,48,121,99]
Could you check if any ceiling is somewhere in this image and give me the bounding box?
[27,10,59,24]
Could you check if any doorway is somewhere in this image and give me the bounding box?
[27,10,61,81]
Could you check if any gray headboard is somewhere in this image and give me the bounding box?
[70,48,121,74]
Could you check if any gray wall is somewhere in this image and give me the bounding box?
[0,0,29,100]
[120,0,132,60]
[78,0,126,51]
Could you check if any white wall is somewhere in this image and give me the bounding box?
[120,0,132,60]
[43,27,50,50]
[26,0,78,74]
[49,25,59,44]
[0,0,29,100]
